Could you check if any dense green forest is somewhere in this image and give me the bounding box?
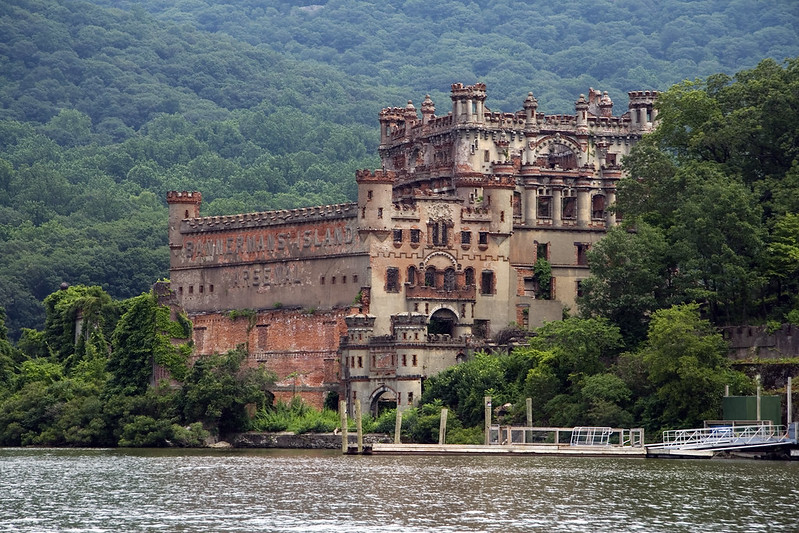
[1,0,797,337]
[0,0,798,445]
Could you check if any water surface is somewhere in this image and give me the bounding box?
[1,448,797,532]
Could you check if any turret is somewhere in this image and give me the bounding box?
[599,91,613,118]
[575,94,589,134]
[356,170,395,231]
[421,94,435,127]
[523,91,539,132]
[450,82,487,124]
[628,90,659,131]
[379,107,404,147]
[403,100,418,139]
[166,191,202,260]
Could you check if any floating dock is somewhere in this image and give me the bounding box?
[370,442,647,457]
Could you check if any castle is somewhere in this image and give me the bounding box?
[166,83,657,415]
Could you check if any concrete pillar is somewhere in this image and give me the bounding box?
[524,187,537,224]
[605,190,617,227]
[576,189,591,227]
[552,187,563,227]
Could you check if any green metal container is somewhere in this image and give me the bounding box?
[722,395,781,426]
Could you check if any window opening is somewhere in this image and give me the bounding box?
[386,267,400,292]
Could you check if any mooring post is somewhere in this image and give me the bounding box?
[439,408,448,445]
[339,400,348,454]
[725,384,729,397]
[355,399,363,454]
[484,396,492,446]
[788,376,793,425]
[756,374,761,421]
[526,397,532,444]
[394,408,402,444]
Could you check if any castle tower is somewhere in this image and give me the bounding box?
[356,170,394,231]
[166,191,202,260]
[628,91,658,131]
[421,94,435,127]
[450,82,487,124]
[523,91,539,132]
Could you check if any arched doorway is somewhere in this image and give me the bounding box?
[428,308,458,336]
[369,386,397,417]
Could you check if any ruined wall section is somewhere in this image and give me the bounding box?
[191,307,348,409]
[168,198,369,314]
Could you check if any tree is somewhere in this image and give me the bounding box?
[107,290,191,395]
[636,304,749,430]
[178,348,275,435]
[578,222,672,345]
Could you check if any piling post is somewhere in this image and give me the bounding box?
[788,376,793,424]
[439,408,448,445]
[484,396,492,446]
[526,398,532,443]
[339,400,348,454]
[355,399,363,454]
[724,384,729,397]
[394,409,402,444]
[756,374,761,421]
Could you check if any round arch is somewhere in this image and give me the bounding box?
[369,385,397,417]
[428,307,459,336]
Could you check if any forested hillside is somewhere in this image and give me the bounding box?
[0,0,798,338]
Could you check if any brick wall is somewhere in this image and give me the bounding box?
[190,308,349,409]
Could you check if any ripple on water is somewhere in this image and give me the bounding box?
[2,448,799,532]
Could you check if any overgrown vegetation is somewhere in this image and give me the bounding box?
[0,0,796,340]
[0,287,275,446]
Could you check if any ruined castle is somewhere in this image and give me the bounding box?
[166,83,657,415]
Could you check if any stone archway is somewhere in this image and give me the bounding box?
[428,308,458,336]
[369,386,397,417]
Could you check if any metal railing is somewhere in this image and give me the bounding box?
[656,423,791,450]
[488,425,644,448]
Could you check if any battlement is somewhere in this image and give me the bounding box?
[628,90,659,101]
[182,202,357,232]
[167,190,202,204]
[356,169,396,183]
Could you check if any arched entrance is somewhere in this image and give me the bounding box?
[369,386,397,417]
[428,308,458,336]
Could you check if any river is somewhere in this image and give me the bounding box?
[1,448,797,532]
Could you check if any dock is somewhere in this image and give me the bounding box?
[370,442,647,457]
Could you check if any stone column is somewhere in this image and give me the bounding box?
[576,188,591,227]
[552,186,563,227]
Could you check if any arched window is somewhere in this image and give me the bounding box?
[464,267,475,287]
[425,266,436,287]
[407,266,417,286]
[444,268,456,291]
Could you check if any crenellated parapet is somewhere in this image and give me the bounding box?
[167,190,202,205]
[356,169,396,184]
[182,202,357,233]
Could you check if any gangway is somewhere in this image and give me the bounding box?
[647,422,797,453]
